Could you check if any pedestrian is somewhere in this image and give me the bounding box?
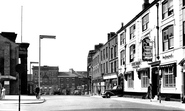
[147,83,152,102]
[0,83,2,99]
[35,86,40,99]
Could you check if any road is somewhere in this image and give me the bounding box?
[1,95,184,111]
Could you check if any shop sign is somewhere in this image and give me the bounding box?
[142,37,153,61]
[162,54,173,59]
[132,61,141,68]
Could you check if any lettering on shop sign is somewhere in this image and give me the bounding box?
[162,54,173,59]
[132,61,141,68]
[142,37,153,61]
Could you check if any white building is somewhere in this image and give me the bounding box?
[118,0,184,101]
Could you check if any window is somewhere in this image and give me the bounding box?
[128,74,134,88]
[120,50,125,66]
[106,47,108,58]
[120,32,126,45]
[183,21,185,46]
[162,0,173,19]
[162,25,174,51]
[103,49,105,60]
[111,62,113,73]
[183,0,185,7]
[162,67,176,87]
[114,45,117,58]
[114,61,116,72]
[101,51,103,61]
[111,48,113,59]
[106,62,108,73]
[141,72,149,88]
[130,24,136,39]
[142,14,149,31]
[130,44,135,62]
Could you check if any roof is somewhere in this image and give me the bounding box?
[58,72,78,77]
[32,66,59,70]
[117,0,159,34]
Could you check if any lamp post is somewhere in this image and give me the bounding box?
[39,35,56,88]
[30,62,39,75]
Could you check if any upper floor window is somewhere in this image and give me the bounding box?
[120,32,126,45]
[162,0,173,19]
[114,45,117,58]
[120,50,125,66]
[130,24,136,39]
[142,13,149,31]
[111,47,113,59]
[162,25,174,51]
[106,47,108,58]
[130,44,135,62]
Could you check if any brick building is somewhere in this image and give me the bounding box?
[32,66,59,95]
[0,32,29,95]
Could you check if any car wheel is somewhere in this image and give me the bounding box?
[106,93,110,98]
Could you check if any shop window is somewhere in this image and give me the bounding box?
[162,25,174,51]
[130,24,136,39]
[162,0,173,19]
[162,66,176,87]
[128,74,134,88]
[142,13,149,31]
[141,72,149,88]
[130,44,135,62]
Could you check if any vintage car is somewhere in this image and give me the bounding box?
[102,85,123,98]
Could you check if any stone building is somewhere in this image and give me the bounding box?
[32,66,59,95]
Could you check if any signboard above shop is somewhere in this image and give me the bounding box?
[142,37,153,61]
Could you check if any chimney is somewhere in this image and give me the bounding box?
[142,0,150,10]
[108,32,116,41]
[0,32,17,42]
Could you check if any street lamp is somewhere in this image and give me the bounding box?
[30,61,39,75]
[39,35,56,88]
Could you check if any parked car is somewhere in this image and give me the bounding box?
[102,85,123,98]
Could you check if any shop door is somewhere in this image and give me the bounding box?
[152,67,159,98]
[183,72,185,96]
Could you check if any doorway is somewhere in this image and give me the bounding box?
[152,67,159,98]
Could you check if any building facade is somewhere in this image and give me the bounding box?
[32,66,59,95]
[102,32,119,91]
[0,32,29,95]
[58,69,87,95]
[117,0,184,100]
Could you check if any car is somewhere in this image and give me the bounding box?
[102,85,123,98]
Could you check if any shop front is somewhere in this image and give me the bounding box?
[103,73,117,90]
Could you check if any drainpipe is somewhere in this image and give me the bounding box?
[156,2,161,103]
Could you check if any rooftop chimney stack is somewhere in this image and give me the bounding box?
[142,0,150,10]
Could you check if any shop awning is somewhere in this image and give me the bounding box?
[0,75,17,81]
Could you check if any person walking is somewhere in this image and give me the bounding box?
[147,83,152,102]
[35,86,40,99]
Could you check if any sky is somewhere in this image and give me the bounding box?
[0,0,146,73]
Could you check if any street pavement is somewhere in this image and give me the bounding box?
[1,95,185,110]
[93,95,185,110]
[0,95,45,104]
